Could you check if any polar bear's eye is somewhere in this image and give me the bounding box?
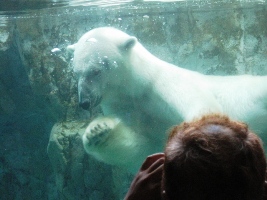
[92,69,101,76]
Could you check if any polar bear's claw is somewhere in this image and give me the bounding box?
[86,122,111,146]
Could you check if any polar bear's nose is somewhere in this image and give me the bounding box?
[79,100,90,110]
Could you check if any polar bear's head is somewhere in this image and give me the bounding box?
[68,27,137,111]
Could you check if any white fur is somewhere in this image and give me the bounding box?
[71,27,267,173]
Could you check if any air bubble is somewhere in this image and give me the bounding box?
[51,48,61,53]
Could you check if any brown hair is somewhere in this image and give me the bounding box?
[163,114,266,200]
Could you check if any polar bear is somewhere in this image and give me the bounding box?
[68,27,267,173]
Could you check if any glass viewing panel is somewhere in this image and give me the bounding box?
[0,0,267,199]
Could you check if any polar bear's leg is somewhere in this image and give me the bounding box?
[82,116,149,173]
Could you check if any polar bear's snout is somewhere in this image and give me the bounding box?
[78,88,103,110]
[79,95,102,110]
[78,76,103,111]
[79,99,90,110]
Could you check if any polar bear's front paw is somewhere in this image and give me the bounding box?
[85,122,111,146]
[83,117,120,147]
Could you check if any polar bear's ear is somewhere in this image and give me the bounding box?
[120,37,137,51]
[67,43,76,52]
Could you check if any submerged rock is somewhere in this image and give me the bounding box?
[47,121,116,200]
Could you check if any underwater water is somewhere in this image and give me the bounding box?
[1,0,267,199]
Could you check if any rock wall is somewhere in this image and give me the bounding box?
[0,1,267,199]
[47,121,118,199]
[0,23,57,199]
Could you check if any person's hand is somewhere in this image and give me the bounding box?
[124,153,165,200]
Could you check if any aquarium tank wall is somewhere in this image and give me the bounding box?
[0,0,267,199]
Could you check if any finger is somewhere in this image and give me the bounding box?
[141,153,165,170]
[147,157,164,173]
[148,161,164,182]
[148,165,164,184]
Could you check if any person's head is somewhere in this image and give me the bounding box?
[162,114,266,200]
